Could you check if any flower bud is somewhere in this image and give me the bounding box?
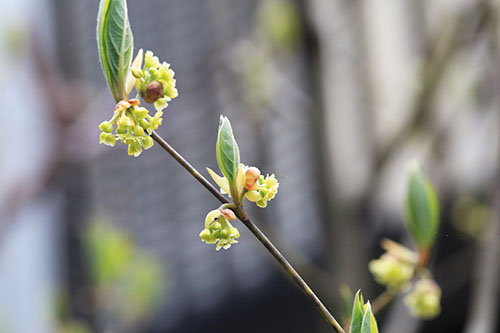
[143,81,164,104]
[199,229,214,243]
[99,121,114,133]
[99,132,116,147]
[131,68,144,78]
[117,115,134,129]
[220,208,236,220]
[133,107,149,119]
[245,167,261,191]
[404,278,441,319]
[369,253,414,290]
[228,227,240,238]
[127,141,142,157]
[140,136,154,149]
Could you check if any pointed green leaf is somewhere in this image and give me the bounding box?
[404,161,440,249]
[216,115,240,186]
[350,290,365,333]
[360,302,378,333]
[97,0,134,102]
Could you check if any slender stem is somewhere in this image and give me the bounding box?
[150,131,345,332]
[150,131,229,204]
[371,290,397,315]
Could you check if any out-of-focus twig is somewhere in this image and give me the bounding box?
[365,1,491,199]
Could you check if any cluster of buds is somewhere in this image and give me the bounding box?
[369,253,414,291]
[369,239,417,290]
[99,99,162,156]
[199,208,240,251]
[207,164,279,208]
[404,278,441,319]
[368,239,441,319]
[99,50,179,157]
[132,51,178,112]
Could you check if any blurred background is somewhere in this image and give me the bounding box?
[0,0,499,332]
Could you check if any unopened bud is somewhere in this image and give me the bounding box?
[220,208,236,220]
[99,132,116,147]
[143,81,164,103]
[133,107,149,119]
[245,167,261,191]
[117,115,134,129]
[99,121,114,133]
[131,68,144,78]
[140,135,154,149]
[128,141,142,157]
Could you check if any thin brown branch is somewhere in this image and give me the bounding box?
[150,130,345,332]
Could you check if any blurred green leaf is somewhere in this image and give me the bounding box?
[216,115,240,186]
[85,221,166,324]
[87,222,132,284]
[404,161,440,250]
[350,290,365,333]
[97,0,134,102]
[361,302,378,333]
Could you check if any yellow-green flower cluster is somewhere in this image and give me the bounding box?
[199,209,240,251]
[369,253,414,290]
[207,165,279,208]
[132,51,178,111]
[404,278,441,319]
[369,239,418,291]
[245,173,279,208]
[98,99,162,157]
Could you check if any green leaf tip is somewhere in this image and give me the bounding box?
[404,160,440,250]
[350,290,364,333]
[350,291,378,333]
[361,302,378,333]
[216,115,240,186]
[97,0,134,102]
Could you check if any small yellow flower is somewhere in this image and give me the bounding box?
[199,209,240,250]
[208,166,279,208]
[135,50,178,112]
[246,174,279,208]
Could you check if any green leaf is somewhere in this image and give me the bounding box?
[97,0,134,102]
[350,290,365,333]
[360,302,378,333]
[404,161,440,249]
[216,115,240,186]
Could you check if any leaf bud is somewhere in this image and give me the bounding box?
[143,81,164,103]
[220,208,236,221]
